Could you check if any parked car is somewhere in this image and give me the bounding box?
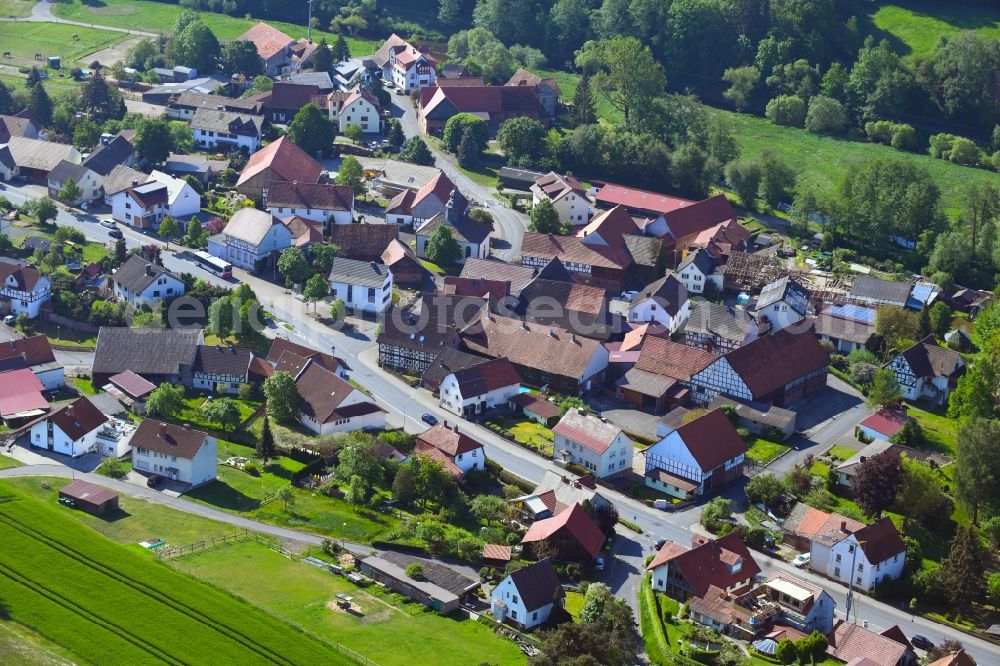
[654,538,666,550]
[146,475,164,488]
[910,635,934,651]
[108,228,123,239]
[3,314,15,326]
[594,556,605,571]
[421,413,438,426]
[100,219,116,229]
[792,553,810,568]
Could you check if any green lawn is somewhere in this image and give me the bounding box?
[872,1,1000,60]
[51,0,377,52]
[70,377,97,396]
[827,444,858,461]
[494,417,555,457]
[564,590,584,621]
[0,71,80,95]
[172,540,527,666]
[176,395,260,431]
[32,322,97,349]
[810,460,831,478]
[745,438,790,465]
[904,401,958,455]
[0,455,22,470]
[0,22,127,75]
[419,258,460,276]
[0,0,32,18]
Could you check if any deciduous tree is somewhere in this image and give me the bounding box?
[134,118,173,164]
[262,371,300,424]
[443,113,488,154]
[528,199,566,234]
[303,273,328,313]
[425,225,461,266]
[277,247,313,287]
[589,37,665,131]
[221,39,263,77]
[867,367,903,408]
[146,382,184,418]
[335,155,366,194]
[850,449,903,517]
[288,105,334,156]
[954,418,1000,523]
[200,397,241,431]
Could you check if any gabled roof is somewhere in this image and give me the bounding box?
[577,205,638,242]
[420,86,539,120]
[265,338,342,374]
[553,409,624,454]
[506,558,562,612]
[6,137,78,172]
[266,180,354,212]
[647,532,760,598]
[93,327,201,377]
[517,279,606,317]
[328,257,390,288]
[634,337,716,380]
[926,651,976,666]
[460,258,536,294]
[416,207,491,245]
[106,370,156,399]
[755,276,808,313]
[594,182,694,217]
[421,347,489,391]
[506,68,562,96]
[381,238,419,269]
[0,261,44,292]
[533,171,586,203]
[722,328,828,398]
[510,392,561,419]
[849,276,911,307]
[48,397,107,441]
[811,313,874,345]
[83,134,135,176]
[630,274,688,317]
[670,409,747,472]
[132,419,210,459]
[416,423,483,457]
[281,215,323,247]
[783,502,864,547]
[662,194,739,241]
[678,247,719,276]
[236,22,294,60]
[113,255,181,294]
[273,350,310,377]
[0,335,57,367]
[191,108,263,135]
[686,301,755,343]
[237,136,322,187]
[827,620,910,666]
[853,517,906,565]
[103,164,148,197]
[328,224,398,262]
[290,71,335,90]
[441,275,511,299]
[646,540,690,570]
[0,114,35,142]
[521,503,605,559]
[48,159,90,184]
[0,368,46,417]
[898,335,963,380]
[449,357,520,396]
[858,408,914,438]
[520,232,632,270]
[60,479,118,506]
[295,361,379,424]
[222,208,282,246]
[193,345,252,376]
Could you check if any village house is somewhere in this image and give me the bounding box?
[675,249,723,295]
[530,172,590,225]
[855,408,916,443]
[381,239,423,286]
[328,257,393,315]
[236,22,295,76]
[515,470,613,521]
[414,191,491,264]
[0,335,64,389]
[264,180,354,231]
[293,359,385,435]
[553,409,634,478]
[246,83,322,125]
[418,85,539,134]
[811,303,876,353]
[628,274,690,332]
[707,396,797,440]
[834,439,927,487]
[112,255,185,309]
[209,208,293,272]
[848,276,912,309]
[617,337,716,413]
[887,335,964,407]
[0,367,47,425]
[514,271,614,341]
[415,422,486,478]
[377,295,473,374]
[643,408,747,498]
[521,502,605,563]
[110,170,200,230]
[47,160,103,205]
[1,137,80,183]
[265,337,346,378]
[385,170,459,226]
[643,195,743,251]
[325,86,381,133]
[191,108,264,152]
[101,164,147,205]
[753,276,811,332]
[593,182,695,220]
[783,504,906,591]
[132,419,216,486]
[92,327,203,388]
[165,92,264,121]
[729,574,836,638]
[289,71,335,92]
[0,114,39,143]
[826,620,917,666]
[438,357,520,418]
[421,347,489,393]
[370,159,440,198]
[235,136,322,202]
[491,558,563,631]
[191,345,252,395]
[0,260,50,318]
[647,532,760,600]
[688,328,829,407]
[506,68,562,117]
[27,397,109,458]
[373,34,437,92]
[683,301,759,354]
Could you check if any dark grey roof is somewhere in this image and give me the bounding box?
[755,276,808,313]
[684,301,755,342]
[113,255,181,294]
[421,347,489,390]
[48,160,90,184]
[83,136,135,176]
[378,550,479,597]
[622,234,664,268]
[289,71,334,90]
[849,276,911,306]
[328,257,390,288]
[193,345,252,376]
[631,274,688,316]
[103,164,148,196]
[93,327,202,377]
[191,108,263,135]
[417,211,491,245]
[0,145,14,170]
[507,558,561,612]
[678,247,717,276]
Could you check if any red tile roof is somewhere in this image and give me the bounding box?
[671,409,748,472]
[450,357,521,396]
[415,170,458,208]
[414,444,463,477]
[482,543,512,562]
[416,423,483,457]
[440,276,510,298]
[723,328,829,398]
[576,206,638,240]
[859,408,915,438]
[662,194,739,241]
[107,370,156,399]
[926,651,976,666]
[236,22,294,60]
[265,338,342,374]
[60,479,118,505]
[646,540,690,570]
[509,392,561,419]
[49,397,108,441]
[533,171,586,203]
[0,335,56,366]
[553,409,623,455]
[133,419,210,459]
[520,232,631,270]
[266,181,354,212]
[0,368,47,417]
[594,182,695,216]
[635,337,716,380]
[237,137,322,188]
[827,620,910,666]
[521,503,605,559]
[650,532,760,598]
[0,262,44,292]
[854,517,906,565]
[421,86,539,120]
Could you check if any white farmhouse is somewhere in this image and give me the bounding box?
[628,274,690,333]
[191,108,264,153]
[415,423,486,478]
[490,558,563,631]
[208,208,293,271]
[552,409,634,478]
[326,86,380,133]
[530,172,590,226]
[293,360,385,435]
[112,255,186,308]
[887,335,965,408]
[131,419,217,487]
[374,34,436,92]
[439,357,520,418]
[328,257,393,315]
[0,260,51,318]
[264,181,354,230]
[29,398,110,458]
[675,248,722,295]
[753,276,810,332]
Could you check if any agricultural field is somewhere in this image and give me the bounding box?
[0,0,32,18]
[871,1,1000,60]
[0,619,77,666]
[51,0,377,53]
[172,540,528,666]
[0,481,355,665]
[0,22,127,78]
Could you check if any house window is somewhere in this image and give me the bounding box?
[835,554,841,563]
[855,576,862,585]
[848,545,855,554]
[511,610,517,620]
[834,567,840,577]
[532,611,538,621]
[512,595,518,604]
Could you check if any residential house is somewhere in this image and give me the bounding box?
[328,257,393,315]
[247,82,323,124]
[381,239,423,286]
[0,114,38,143]
[112,255,185,308]
[0,335,64,389]
[110,179,168,230]
[461,315,610,395]
[521,502,605,563]
[677,218,750,261]
[377,295,472,374]
[373,34,436,92]
[264,181,354,231]
[236,22,294,76]
[325,86,380,133]
[208,208,293,272]
[421,347,489,393]
[491,558,563,631]
[165,92,265,121]
[629,275,690,333]
[161,153,226,184]
[235,136,322,202]
[506,68,562,117]
[783,504,906,590]
[415,423,486,477]
[516,470,613,521]
[414,190,491,264]
[328,224,399,262]
[84,131,137,173]
[682,301,759,354]
[92,327,203,387]
[438,356,520,418]
[675,248,723,295]
[385,170,460,226]
[418,85,539,134]
[461,257,538,294]
[2,137,80,183]
[47,160,102,204]
[294,360,385,434]
[848,276,912,309]
[812,303,876,353]
[191,108,264,152]
[647,532,760,600]
[643,408,746,498]
[131,419,216,486]
[730,574,836,638]
[519,230,632,293]
[642,195,743,254]
[0,144,15,182]
[514,273,613,341]
[827,620,917,666]
[855,408,915,443]
[371,158,440,198]
[834,439,927,487]
[617,337,716,413]
[191,345,252,394]
[552,409,634,478]
[28,397,110,458]
[289,70,335,92]
[102,164,147,205]
[332,57,375,91]
[0,260,50,318]
[280,214,323,249]
[509,393,562,427]
[887,335,964,407]
[265,338,345,379]
[688,328,829,407]
[753,276,810,332]
[531,172,589,225]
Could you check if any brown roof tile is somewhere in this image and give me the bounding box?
[416,423,483,457]
[237,137,322,188]
[723,328,828,398]
[133,419,211,459]
[328,224,398,262]
[266,181,354,212]
[670,409,747,472]
[49,397,107,440]
[635,337,716,379]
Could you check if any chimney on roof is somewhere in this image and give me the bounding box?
[577,408,586,416]
[145,265,154,277]
[548,328,556,338]
[841,520,847,532]
[452,422,459,433]
[521,321,528,331]
[131,178,139,187]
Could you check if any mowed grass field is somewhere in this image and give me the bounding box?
[872,1,1000,59]
[0,482,355,665]
[172,540,529,666]
[0,21,126,64]
[52,0,377,52]
[0,0,32,18]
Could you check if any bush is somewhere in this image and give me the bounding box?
[97,457,127,479]
[237,383,255,401]
[404,563,425,580]
[243,460,263,476]
[765,95,806,127]
[804,95,847,134]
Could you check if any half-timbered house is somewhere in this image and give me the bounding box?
[191,345,253,395]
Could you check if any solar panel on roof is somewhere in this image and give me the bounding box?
[824,303,876,325]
